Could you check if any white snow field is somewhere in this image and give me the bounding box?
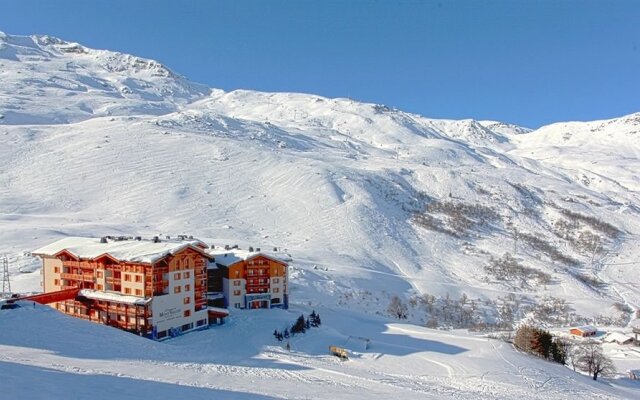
[1,31,640,397]
[1,303,637,400]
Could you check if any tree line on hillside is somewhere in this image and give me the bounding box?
[385,290,629,331]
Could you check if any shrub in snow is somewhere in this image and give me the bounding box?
[387,295,408,319]
[484,252,551,288]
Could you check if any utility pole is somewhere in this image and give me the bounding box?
[1,256,11,298]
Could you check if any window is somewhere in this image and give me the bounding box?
[233,280,241,286]
[274,288,279,293]
[97,271,104,278]
[135,289,143,296]
[183,310,191,318]
[54,266,60,273]
[174,286,181,294]
[124,274,131,282]
[234,303,241,309]
[135,275,142,283]
[184,271,190,279]
[185,284,191,291]
[124,288,132,294]
[54,279,59,286]
[234,270,240,278]
[233,290,241,296]
[184,297,191,304]
[96,284,104,291]
[174,272,181,280]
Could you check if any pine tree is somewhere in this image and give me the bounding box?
[292,314,306,334]
[531,329,553,359]
[284,328,290,339]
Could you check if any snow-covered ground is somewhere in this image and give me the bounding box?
[1,303,638,399]
[1,31,640,397]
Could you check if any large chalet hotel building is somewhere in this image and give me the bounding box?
[33,236,289,339]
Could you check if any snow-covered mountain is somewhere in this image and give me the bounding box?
[0,31,208,124]
[2,31,639,323]
[1,31,640,396]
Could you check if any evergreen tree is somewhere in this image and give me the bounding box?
[550,340,566,364]
[292,314,306,334]
[284,328,290,339]
[531,329,553,359]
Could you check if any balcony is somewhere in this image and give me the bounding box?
[61,273,95,283]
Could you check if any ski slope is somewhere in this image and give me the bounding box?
[1,303,637,400]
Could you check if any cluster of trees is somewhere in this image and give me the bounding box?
[413,200,500,238]
[518,232,580,266]
[273,311,322,342]
[389,292,479,328]
[514,325,615,381]
[559,208,620,239]
[514,325,567,364]
[387,290,602,331]
[484,252,551,288]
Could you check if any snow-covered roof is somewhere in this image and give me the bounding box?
[208,249,287,267]
[207,306,229,315]
[78,289,151,306]
[33,236,209,264]
[572,325,597,332]
[603,332,633,343]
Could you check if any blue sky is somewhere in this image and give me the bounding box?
[1,0,639,128]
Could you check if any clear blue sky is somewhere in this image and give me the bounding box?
[1,0,639,127]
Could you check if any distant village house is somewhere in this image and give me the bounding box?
[569,325,597,337]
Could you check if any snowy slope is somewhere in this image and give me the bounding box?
[1,303,637,400]
[1,31,640,397]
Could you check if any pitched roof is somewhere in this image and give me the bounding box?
[603,332,633,343]
[208,249,288,267]
[33,236,210,264]
[572,325,597,332]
